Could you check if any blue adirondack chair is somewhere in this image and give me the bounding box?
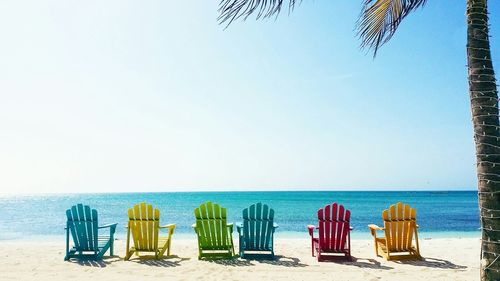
[236,202,278,258]
[64,204,118,261]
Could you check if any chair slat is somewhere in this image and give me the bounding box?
[261,203,269,249]
[340,209,350,251]
[147,204,153,250]
[335,205,345,251]
[67,208,79,249]
[77,204,88,250]
[207,202,217,246]
[221,206,228,246]
[214,203,222,246]
[324,204,331,251]
[330,203,338,250]
[83,206,94,251]
[200,203,211,246]
[243,207,250,250]
[396,203,402,251]
[249,204,256,249]
[255,203,262,249]
[389,205,397,252]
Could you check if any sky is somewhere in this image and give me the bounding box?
[0,1,499,194]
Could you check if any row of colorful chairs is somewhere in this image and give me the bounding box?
[64,201,421,262]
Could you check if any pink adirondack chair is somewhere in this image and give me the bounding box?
[307,203,352,261]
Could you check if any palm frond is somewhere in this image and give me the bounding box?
[357,0,427,56]
[218,0,299,27]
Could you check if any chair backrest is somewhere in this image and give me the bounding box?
[128,202,160,251]
[382,202,417,252]
[194,201,230,248]
[242,203,274,250]
[317,203,351,252]
[66,204,98,251]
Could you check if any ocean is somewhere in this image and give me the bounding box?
[0,191,479,240]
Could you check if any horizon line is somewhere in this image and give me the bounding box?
[0,187,477,197]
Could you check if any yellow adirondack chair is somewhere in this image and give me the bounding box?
[125,202,176,260]
[368,202,421,260]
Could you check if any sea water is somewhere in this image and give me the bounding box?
[0,191,479,240]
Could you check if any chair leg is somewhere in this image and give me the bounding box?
[110,237,114,256]
[124,249,134,261]
[311,240,315,257]
[65,228,70,261]
[125,227,131,260]
[167,237,172,256]
[414,228,421,257]
[159,239,170,258]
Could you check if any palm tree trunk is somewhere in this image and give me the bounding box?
[467,0,500,280]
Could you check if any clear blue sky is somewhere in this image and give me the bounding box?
[0,1,499,194]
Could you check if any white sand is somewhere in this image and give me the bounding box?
[0,238,479,281]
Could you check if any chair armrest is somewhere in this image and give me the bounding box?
[368,224,383,231]
[227,223,234,233]
[98,223,118,229]
[159,223,176,229]
[416,224,419,228]
[273,223,279,229]
[191,223,196,228]
[349,226,354,230]
[99,223,118,235]
[159,223,175,237]
[368,224,383,237]
[307,225,315,237]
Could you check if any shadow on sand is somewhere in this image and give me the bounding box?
[205,254,308,267]
[395,257,467,270]
[68,255,120,268]
[252,255,308,267]
[127,255,190,267]
[207,257,255,267]
[340,257,394,270]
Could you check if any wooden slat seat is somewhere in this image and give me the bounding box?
[307,203,352,261]
[124,202,176,261]
[64,204,117,261]
[236,203,278,258]
[368,202,421,260]
[192,201,235,260]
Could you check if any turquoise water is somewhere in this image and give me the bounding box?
[0,191,479,240]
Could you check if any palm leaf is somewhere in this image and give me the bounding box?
[357,0,427,56]
[218,0,299,27]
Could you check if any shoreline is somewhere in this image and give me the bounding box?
[0,231,481,242]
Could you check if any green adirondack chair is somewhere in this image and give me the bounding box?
[192,201,235,259]
[64,203,117,261]
[237,202,278,258]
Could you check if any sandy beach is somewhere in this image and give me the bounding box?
[0,237,479,281]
